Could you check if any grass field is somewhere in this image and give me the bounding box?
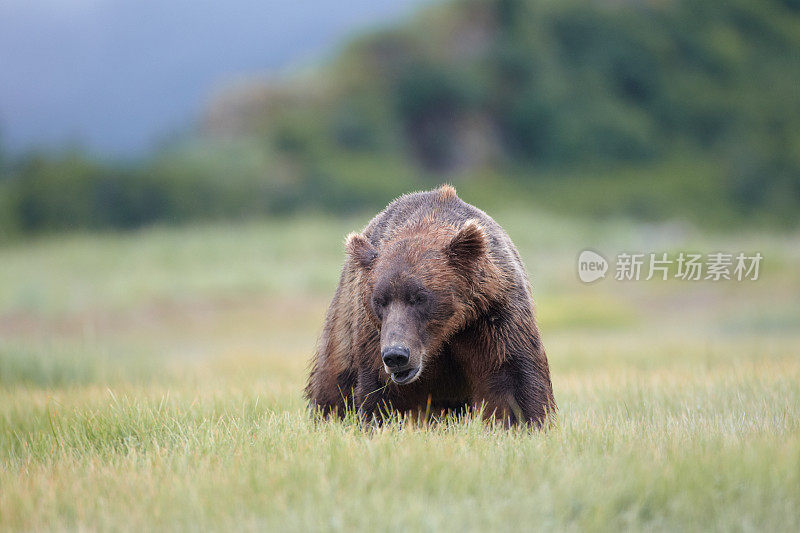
[1,210,799,531]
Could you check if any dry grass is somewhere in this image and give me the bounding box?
[1,212,798,531]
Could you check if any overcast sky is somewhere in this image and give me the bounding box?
[0,0,429,157]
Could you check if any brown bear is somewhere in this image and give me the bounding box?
[305,185,556,426]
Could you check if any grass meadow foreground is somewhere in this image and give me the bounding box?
[1,212,799,530]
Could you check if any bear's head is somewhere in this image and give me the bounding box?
[346,219,495,385]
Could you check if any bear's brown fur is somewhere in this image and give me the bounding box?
[305,185,556,426]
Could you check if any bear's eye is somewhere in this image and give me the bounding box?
[371,295,388,320]
[409,293,428,306]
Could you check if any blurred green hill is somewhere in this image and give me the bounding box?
[2,0,799,236]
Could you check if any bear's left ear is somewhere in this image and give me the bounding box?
[346,232,378,269]
[447,219,487,270]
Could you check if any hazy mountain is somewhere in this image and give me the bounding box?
[0,0,430,156]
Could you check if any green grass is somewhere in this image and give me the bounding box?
[2,346,798,531]
[1,211,799,531]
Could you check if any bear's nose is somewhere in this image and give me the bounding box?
[381,345,410,369]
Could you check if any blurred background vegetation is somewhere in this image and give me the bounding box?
[1,0,798,238]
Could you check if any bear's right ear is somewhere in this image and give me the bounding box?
[345,232,378,269]
[447,219,487,270]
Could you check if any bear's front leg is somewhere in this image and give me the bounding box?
[355,366,391,424]
[468,365,522,426]
[469,355,555,427]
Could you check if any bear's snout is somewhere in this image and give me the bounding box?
[381,345,410,369]
[379,302,425,384]
[381,345,420,384]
